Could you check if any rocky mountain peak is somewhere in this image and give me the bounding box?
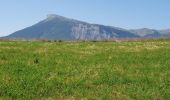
[46,14,76,22]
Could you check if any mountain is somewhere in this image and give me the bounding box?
[6,14,138,40]
[6,14,170,40]
[130,28,170,38]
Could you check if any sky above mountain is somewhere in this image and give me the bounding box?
[0,0,170,36]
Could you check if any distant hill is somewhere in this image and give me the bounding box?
[5,14,170,40]
[130,28,170,38]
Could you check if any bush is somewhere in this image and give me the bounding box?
[91,40,97,42]
[58,40,63,42]
[54,40,57,42]
[34,58,39,64]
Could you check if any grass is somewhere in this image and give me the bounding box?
[0,39,170,100]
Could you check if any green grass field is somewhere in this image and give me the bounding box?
[0,39,170,100]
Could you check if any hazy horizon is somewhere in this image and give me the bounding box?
[0,0,170,37]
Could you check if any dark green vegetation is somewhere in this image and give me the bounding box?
[0,39,170,99]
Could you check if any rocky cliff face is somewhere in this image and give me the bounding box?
[71,24,110,40]
[6,14,170,40]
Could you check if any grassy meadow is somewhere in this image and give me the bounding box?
[0,39,170,100]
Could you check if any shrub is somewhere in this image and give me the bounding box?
[34,58,39,64]
[58,40,63,42]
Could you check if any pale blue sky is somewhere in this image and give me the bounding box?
[0,0,170,36]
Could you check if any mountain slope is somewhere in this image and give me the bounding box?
[6,14,170,40]
[7,14,139,40]
[130,28,170,38]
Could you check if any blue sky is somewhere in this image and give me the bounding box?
[0,0,170,36]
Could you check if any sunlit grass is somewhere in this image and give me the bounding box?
[0,39,170,99]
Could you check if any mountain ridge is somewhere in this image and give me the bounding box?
[5,14,170,40]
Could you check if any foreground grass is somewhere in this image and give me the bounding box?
[0,39,170,100]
